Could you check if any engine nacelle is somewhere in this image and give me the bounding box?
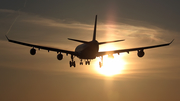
[57,54,63,60]
[137,50,145,57]
[30,48,36,55]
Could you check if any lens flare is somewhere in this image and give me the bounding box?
[94,54,127,77]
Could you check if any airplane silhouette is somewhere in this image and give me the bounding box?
[6,15,174,67]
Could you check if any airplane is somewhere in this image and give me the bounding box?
[6,15,174,68]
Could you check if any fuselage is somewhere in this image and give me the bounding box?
[75,40,99,59]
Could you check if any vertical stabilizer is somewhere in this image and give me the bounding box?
[92,15,97,41]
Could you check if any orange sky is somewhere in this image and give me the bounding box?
[0,0,180,101]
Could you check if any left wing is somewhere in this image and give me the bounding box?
[97,39,174,56]
[5,35,77,56]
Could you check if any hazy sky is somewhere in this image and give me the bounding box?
[0,0,180,101]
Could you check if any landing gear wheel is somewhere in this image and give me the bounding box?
[80,62,83,65]
[99,62,103,68]
[85,61,90,65]
[69,55,76,67]
[85,61,88,65]
[69,61,76,67]
[88,61,90,65]
[69,61,72,67]
[99,56,103,68]
[73,61,76,67]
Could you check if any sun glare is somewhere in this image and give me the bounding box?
[94,54,126,76]
[95,17,127,76]
[94,45,127,77]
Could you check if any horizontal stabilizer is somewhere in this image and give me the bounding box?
[68,38,89,43]
[98,39,125,45]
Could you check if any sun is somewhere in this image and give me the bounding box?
[93,39,127,76]
[94,54,127,77]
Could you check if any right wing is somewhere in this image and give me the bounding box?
[5,35,77,56]
[97,39,174,56]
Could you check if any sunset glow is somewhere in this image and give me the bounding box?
[94,54,127,76]
[0,1,178,101]
[94,44,127,76]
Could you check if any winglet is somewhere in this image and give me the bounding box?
[5,35,10,41]
[169,39,174,45]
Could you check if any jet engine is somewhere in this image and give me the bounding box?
[57,53,63,60]
[30,48,36,55]
[137,49,145,57]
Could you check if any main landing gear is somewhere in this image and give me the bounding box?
[80,59,83,65]
[69,56,102,67]
[99,56,103,68]
[85,60,90,65]
[69,55,76,67]
[80,59,90,65]
[69,56,91,67]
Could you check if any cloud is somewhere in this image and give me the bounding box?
[0,8,168,43]
[0,9,18,13]
[1,8,172,51]
[1,8,174,48]
[22,17,93,30]
[20,14,166,43]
